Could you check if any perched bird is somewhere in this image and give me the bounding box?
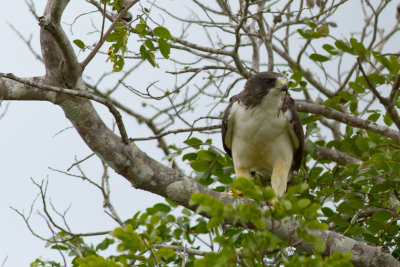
[222,72,304,198]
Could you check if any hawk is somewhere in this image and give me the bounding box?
[222,72,304,198]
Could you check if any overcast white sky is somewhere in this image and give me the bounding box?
[1,1,399,266]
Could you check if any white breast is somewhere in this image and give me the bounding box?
[230,89,295,176]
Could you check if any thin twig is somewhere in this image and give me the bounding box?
[67,153,95,171]
[37,212,67,267]
[131,124,222,141]
[0,102,10,120]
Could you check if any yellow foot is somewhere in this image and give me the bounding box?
[265,198,278,206]
[223,187,243,197]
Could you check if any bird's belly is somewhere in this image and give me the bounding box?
[231,106,294,174]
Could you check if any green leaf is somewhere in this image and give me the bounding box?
[96,237,115,251]
[330,215,350,228]
[309,53,330,62]
[321,207,335,217]
[374,53,394,74]
[372,210,392,223]
[154,203,171,213]
[319,25,329,36]
[349,81,365,93]
[338,91,355,101]
[190,193,225,228]
[50,245,68,250]
[158,38,170,59]
[291,71,303,83]
[182,152,197,161]
[363,232,379,244]
[383,113,393,126]
[181,208,192,216]
[184,137,203,149]
[346,225,364,236]
[355,137,369,152]
[238,204,265,229]
[322,44,339,55]
[298,198,311,209]
[335,40,354,54]
[345,125,353,137]
[144,39,155,51]
[197,150,216,161]
[350,38,367,58]
[231,177,262,202]
[73,39,85,49]
[139,44,148,59]
[74,255,120,267]
[217,175,233,184]
[388,224,400,235]
[297,29,315,39]
[136,23,147,33]
[146,51,157,67]
[112,55,124,72]
[368,73,386,84]
[350,101,358,114]
[367,130,382,143]
[324,95,341,110]
[336,199,363,216]
[365,218,385,234]
[190,160,211,172]
[153,26,172,40]
[261,186,276,201]
[156,247,175,259]
[106,31,121,42]
[368,113,380,122]
[390,55,400,73]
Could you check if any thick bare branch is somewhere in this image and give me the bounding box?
[40,0,82,84]
[0,76,56,102]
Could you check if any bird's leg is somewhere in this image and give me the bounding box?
[235,166,252,179]
[271,160,291,199]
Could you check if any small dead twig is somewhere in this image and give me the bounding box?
[0,102,10,120]
[67,153,95,171]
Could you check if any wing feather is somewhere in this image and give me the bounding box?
[221,95,239,157]
[282,95,304,171]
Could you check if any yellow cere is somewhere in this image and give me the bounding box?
[277,77,287,86]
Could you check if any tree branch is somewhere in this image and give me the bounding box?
[39,0,82,84]
[296,101,400,141]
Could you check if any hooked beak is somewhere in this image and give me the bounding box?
[281,83,288,92]
[277,77,288,93]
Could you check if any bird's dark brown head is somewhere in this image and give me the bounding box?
[240,72,288,108]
